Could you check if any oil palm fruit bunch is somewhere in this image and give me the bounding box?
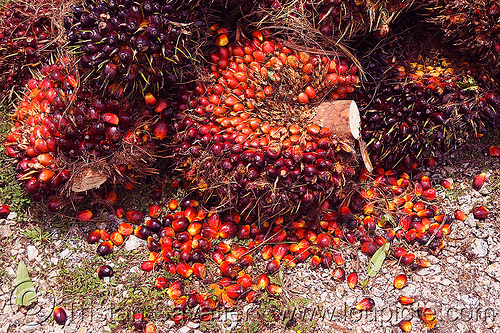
[171,29,360,220]
[252,0,415,43]
[0,0,60,98]
[66,0,206,97]
[357,34,500,168]
[423,0,500,70]
[3,61,170,202]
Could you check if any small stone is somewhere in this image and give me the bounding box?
[51,257,59,266]
[165,320,175,328]
[485,263,500,281]
[27,246,38,261]
[178,327,190,333]
[6,266,15,279]
[7,211,18,222]
[65,324,78,333]
[187,322,199,329]
[76,328,87,333]
[124,235,143,251]
[59,249,71,259]
[0,225,12,238]
[471,238,488,258]
[416,264,442,276]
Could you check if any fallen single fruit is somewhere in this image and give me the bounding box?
[356,298,375,311]
[0,205,10,219]
[472,206,489,220]
[97,265,113,279]
[398,296,414,305]
[472,173,486,191]
[399,320,412,332]
[394,274,407,289]
[53,306,67,325]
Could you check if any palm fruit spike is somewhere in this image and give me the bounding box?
[249,0,415,42]
[0,0,60,98]
[3,63,169,202]
[171,29,359,221]
[357,30,500,168]
[66,0,206,96]
[424,0,500,69]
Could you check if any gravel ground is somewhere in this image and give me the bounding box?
[1,152,500,333]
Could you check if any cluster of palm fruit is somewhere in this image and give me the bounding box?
[0,0,60,97]
[251,0,415,42]
[423,0,500,69]
[170,29,360,220]
[66,0,206,96]
[357,34,500,168]
[3,60,172,203]
[83,164,464,328]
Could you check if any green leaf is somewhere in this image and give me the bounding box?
[381,214,395,227]
[15,260,37,307]
[367,241,390,277]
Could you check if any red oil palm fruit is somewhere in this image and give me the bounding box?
[272,243,289,261]
[361,241,378,256]
[398,296,414,305]
[267,284,283,294]
[455,209,467,221]
[401,253,416,266]
[320,252,333,268]
[332,267,346,281]
[118,223,134,236]
[266,259,280,274]
[356,298,375,311]
[144,323,157,333]
[283,254,297,268]
[167,281,183,300]
[192,263,207,279]
[261,245,273,260]
[77,209,93,222]
[256,274,270,290]
[176,262,193,278]
[226,284,244,299]
[97,241,113,256]
[53,306,67,325]
[126,210,143,224]
[220,261,238,279]
[472,173,486,191]
[394,274,407,289]
[97,265,113,279]
[399,320,411,332]
[155,277,168,289]
[473,206,489,219]
[246,290,258,302]
[132,313,145,330]
[310,255,321,269]
[141,261,154,272]
[87,230,101,244]
[347,272,357,289]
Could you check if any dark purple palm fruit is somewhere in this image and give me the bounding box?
[67,0,207,97]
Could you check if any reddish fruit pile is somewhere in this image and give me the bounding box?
[171,30,359,219]
[83,162,468,328]
[425,0,500,69]
[0,0,59,96]
[3,61,171,204]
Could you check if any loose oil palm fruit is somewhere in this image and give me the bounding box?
[394,274,407,289]
[356,298,375,311]
[53,306,67,325]
[97,265,113,279]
